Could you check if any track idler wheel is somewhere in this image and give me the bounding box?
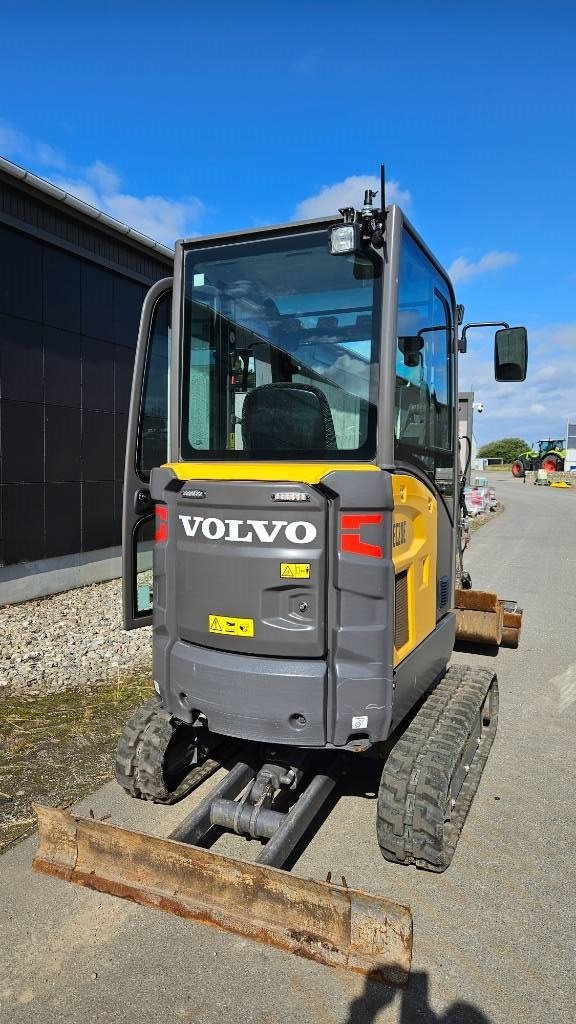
[376,665,498,872]
[115,698,216,804]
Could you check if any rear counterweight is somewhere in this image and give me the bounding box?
[151,466,396,749]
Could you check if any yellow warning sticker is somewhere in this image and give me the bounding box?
[280,563,311,579]
[209,614,254,637]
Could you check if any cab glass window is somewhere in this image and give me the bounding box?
[181,230,382,460]
[395,230,454,496]
[137,292,171,477]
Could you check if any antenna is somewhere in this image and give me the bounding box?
[380,163,386,214]
[362,189,378,215]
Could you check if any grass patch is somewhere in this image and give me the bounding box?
[0,670,153,853]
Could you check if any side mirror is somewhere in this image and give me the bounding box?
[398,336,423,368]
[495,326,528,381]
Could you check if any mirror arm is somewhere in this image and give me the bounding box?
[458,321,509,353]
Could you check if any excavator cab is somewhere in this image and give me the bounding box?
[123,210,454,745]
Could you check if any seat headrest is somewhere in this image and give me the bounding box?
[241,382,337,452]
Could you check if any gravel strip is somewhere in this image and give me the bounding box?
[0,578,152,697]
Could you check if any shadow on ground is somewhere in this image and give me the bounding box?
[346,970,492,1024]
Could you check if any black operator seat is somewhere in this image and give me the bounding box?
[316,316,339,331]
[241,382,337,452]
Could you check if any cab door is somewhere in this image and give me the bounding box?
[122,278,172,629]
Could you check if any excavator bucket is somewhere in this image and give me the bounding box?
[33,804,412,986]
[455,590,523,648]
[500,600,523,648]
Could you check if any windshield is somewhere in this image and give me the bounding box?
[538,440,563,454]
[181,230,381,460]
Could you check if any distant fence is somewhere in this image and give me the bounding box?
[485,458,505,465]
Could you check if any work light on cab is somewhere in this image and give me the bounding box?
[329,222,358,255]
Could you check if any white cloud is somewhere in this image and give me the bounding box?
[533,365,557,382]
[531,323,576,354]
[107,194,203,245]
[292,49,324,75]
[0,123,204,245]
[448,250,518,284]
[0,121,67,171]
[294,175,411,220]
[54,163,204,245]
[86,160,121,193]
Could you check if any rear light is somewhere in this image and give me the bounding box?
[340,513,383,559]
[271,492,310,502]
[155,504,168,542]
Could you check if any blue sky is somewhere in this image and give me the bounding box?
[1,0,575,446]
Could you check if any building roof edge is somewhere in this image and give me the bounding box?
[0,154,174,260]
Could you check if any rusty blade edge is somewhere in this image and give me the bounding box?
[33,855,410,986]
[32,806,412,986]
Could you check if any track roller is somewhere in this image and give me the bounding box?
[377,664,498,872]
[115,698,229,804]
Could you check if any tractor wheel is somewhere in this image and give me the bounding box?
[115,698,222,804]
[511,459,525,478]
[542,455,560,472]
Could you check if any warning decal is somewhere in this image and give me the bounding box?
[280,563,311,579]
[209,614,254,637]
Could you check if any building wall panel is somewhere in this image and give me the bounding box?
[0,173,172,575]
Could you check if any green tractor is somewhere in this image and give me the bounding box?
[511,438,566,478]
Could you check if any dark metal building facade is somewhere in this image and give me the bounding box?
[0,159,173,586]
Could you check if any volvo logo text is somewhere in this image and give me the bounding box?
[178,515,317,545]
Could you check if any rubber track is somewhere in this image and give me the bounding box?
[377,663,498,872]
[115,698,233,805]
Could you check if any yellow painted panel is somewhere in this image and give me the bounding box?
[164,462,379,484]
[392,475,437,666]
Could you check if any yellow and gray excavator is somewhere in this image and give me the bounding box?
[33,170,527,985]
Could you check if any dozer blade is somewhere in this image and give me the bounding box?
[33,804,412,986]
[454,589,523,648]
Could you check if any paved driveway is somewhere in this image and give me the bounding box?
[1,473,575,1024]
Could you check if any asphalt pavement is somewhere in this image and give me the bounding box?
[1,473,575,1024]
